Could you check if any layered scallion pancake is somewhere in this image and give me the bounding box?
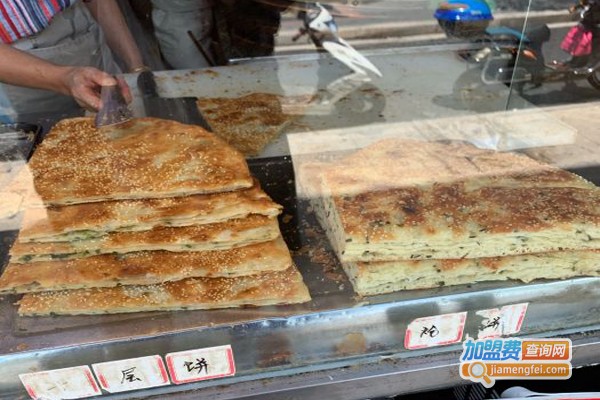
[314,139,600,262]
[10,215,281,263]
[20,117,253,206]
[18,266,311,316]
[18,181,281,243]
[296,142,600,295]
[0,238,291,294]
[343,250,600,296]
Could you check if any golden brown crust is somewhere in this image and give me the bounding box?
[10,215,281,263]
[197,93,308,156]
[334,184,600,241]
[18,266,311,316]
[18,181,281,242]
[0,238,292,293]
[24,117,253,205]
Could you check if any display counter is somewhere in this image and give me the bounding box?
[0,47,599,400]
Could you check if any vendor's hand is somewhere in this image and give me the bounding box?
[60,66,132,111]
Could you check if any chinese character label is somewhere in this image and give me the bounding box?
[476,303,528,339]
[20,366,100,400]
[183,357,209,374]
[405,312,467,350]
[166,345,235,385]
[420,325,440,338]
[92,355,170,393]
[120,367,142,384]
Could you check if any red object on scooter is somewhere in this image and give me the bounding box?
[560,24,593,56]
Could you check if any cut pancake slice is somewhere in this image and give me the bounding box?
[21,117,253,206]
[312,139,600,262]
[197,93,310,156]
[343,250,600,296]
[18,266,311,316]
[0,237,291,294]
[18,181,281,243]
[323,184,600,262]
[10,215,281,263]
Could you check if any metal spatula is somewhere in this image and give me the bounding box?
[137,70,210,129]
[95,83,133,128]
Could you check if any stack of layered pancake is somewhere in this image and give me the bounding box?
[0,117,310,315]
[299,138,600,296]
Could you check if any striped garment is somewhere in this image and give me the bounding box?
[0,0,74,44]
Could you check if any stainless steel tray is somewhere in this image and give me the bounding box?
[0,156,599,398]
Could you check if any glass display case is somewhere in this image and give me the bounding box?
[0,1,599,399]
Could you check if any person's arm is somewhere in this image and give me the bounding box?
[84,0,146,72]
[0,44,129,111]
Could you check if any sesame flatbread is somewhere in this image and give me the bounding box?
[343,250,600,296]
[20,117,253,206]
[313,139,600,262]
[18,266,311,316]
[18,180,281,243]
[197,93,309,156]
[10,215,281,263]
[0,237,291,294]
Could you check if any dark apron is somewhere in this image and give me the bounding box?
[151,0,214,69]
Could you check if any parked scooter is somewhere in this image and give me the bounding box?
[434,0,528,61]
[434,0,600,106]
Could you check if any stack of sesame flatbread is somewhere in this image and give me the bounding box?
[299,138,600,296]
[0,117,310,315]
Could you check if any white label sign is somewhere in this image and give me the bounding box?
[92,355,170,393]
[476,303,528,339]
[20,366,101,400]
[405,312,467,350]
[166,345,235,385]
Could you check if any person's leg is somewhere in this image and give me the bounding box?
[151,0,214,69]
